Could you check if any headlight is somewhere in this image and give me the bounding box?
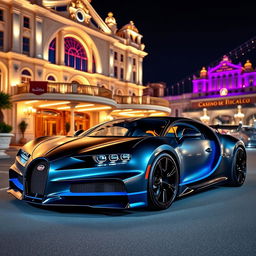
[94,155,107,164]
[109,154,119,162]
[120,153,131,161]
[93,153,131,165]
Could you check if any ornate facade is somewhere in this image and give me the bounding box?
[0,0,170,143]
[165,56,256,125]
[193,56,256,93]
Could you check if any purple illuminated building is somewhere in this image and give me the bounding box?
[193,55,256,94]
[164,56,256,125]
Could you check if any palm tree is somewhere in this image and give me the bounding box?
[0,92,12,123]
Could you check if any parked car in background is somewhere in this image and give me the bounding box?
[222,124,256,148]
[237,126,256,148]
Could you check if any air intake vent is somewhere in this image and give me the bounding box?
[70,180,126,193]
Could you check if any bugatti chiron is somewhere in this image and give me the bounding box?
[7,117,247,210]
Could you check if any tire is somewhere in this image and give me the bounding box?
[147,153,179,210]
[227,147,247,187]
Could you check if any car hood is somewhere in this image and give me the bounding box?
[25,136,145,160]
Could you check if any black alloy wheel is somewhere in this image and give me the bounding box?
[148,153,179,210]
[228,147,247,187]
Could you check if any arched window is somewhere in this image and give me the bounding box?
[21,69,32,83]
[47,75,56,81]
[92,54,96,73]
[116,89,123,96]
[234,73,238,88]
[222,75,226,88]
[48,38,56,64]
[242,78,245,87]
[217,76,220,89]
[228,74,232,88]
[249,76,254,86]
[212,76,216,90]
[64,37,87,71]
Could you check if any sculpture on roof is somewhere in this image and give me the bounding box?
[105,12,117,33]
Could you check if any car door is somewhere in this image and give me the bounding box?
[170,123,215,185]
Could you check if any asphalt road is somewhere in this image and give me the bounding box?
[0,149,256,256]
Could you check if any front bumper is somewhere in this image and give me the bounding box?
[8,156,148,209]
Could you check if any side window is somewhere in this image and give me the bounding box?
[166,124,204,139]
[166,126,178,138]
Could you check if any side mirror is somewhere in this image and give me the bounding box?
[181,129,202,139]
[74,129,84,137]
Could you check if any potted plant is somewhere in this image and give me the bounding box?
[19,120,28,145]
[0,91,13,158]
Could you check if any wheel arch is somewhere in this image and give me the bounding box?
[233,142,247,159]
[157,150,180,173]
[147,144,182,181]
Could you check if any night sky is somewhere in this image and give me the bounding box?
[92,1,256,93]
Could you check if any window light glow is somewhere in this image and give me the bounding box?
[57,104,95,110]
[77,106,112,112]
[25,100,39,104]
[39,101,70,107]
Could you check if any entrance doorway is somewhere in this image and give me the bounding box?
[35,109,90,137]
[35,110,61,137]
[43,119,57,136]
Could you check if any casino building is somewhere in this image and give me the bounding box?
[165,56,256,125]
[0,0,171,143]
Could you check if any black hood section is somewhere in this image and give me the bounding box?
[30,136,145,160]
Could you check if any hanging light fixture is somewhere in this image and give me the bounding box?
[234,105,244,124]
[200,108,210,124]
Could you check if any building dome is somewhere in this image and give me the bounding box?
[244,60,253,71]
[200,67,207,78]
[120,21,139,33]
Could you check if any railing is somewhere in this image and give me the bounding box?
[114,95,170,108]
[15,82,113,99]
[14,82,170,108]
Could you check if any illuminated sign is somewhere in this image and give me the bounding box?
[214,63,236,73]
[29,81,48,95]
[193,97,255,108]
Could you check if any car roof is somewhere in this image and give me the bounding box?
[113,117,191,122]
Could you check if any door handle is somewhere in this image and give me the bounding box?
[205,148,212,153]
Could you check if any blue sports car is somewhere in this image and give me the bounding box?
[8,117,246,210]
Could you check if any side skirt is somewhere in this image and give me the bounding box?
[178,177,228,197]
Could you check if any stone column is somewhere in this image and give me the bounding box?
[57,31,65,65]
[11,9,21,53]
[68,102,78,135]
[138,58,143,85]
[35,17,43,58]
[109,48,114,77]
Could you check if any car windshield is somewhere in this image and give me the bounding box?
[84,118,169,137]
